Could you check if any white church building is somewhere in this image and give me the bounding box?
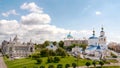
[85,27,110,60]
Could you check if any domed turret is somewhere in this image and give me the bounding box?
[67,32,73,39]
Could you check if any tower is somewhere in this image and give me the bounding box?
[99,27,106,47]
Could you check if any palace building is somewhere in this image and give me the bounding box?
[1,35,35,59]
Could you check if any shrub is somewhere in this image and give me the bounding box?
[54,57,60,63]
[65,64,70,68]
[99,61,104,67]
[48,65,54,68]
[36,58,42,64]
[72,63,77,68]
[32,53,40,59]
[85,62,91,68]
[40,66,45,68]
[57,64,63,68]
[47,57,53,63]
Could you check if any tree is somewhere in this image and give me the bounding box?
[43,41,50,46]
[48,50,56,56]
[53,41,57,46]
[99,61,104,68]
[56,47,67,56]
[57,64,63,68]
[48,65,54,68]
[40,48,49,57]
[31,53,40,59]
[92,61,96,68]
[47,57,53,63]
[85,62,91,68]
[80,44,88,51]
[40,66,45,68]
[36,58,42,64]
[65,64,70,68]
[59,41,64,48]
[54,57,60,63]
[72,63,77,68]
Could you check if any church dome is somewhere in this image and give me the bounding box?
[96,45,101,49]
[67,32,73,39]
[89,36,98,39]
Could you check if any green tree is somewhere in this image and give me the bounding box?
[40,48,49,57]
[65,64,70,68]
[58,41,64,48]
[72,63,77,68]
[48,65,54,68]
[57,64,63,68]
[31,53,40,59]
[56,47,67,57]
[48,50,56,56]
[36,58,42,64]
[92,61,96,68]
[40,66,45,68]
[80,44,88,51]
[54,57,60,63]
[85,62,91,68]
[47,57,53,63]
[99,61,104,68]
[53,41,57,46]
[43,41,50,46]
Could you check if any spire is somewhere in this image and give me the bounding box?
[93,28,95,36]
[101,26,104,31]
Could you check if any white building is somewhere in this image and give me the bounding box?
[85,27,110,59]
[1,35,35,59]
[46,43,58,51]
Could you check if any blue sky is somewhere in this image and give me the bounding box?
[0,0,120,43]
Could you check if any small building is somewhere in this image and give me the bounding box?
[1,35,34,59]
[46,43,58,51]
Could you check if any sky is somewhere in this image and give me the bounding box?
[0,0,120,43]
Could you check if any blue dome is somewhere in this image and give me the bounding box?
[89,36,98,39]
[67,34,73,39]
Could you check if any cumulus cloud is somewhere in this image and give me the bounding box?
[20,2,43,13]
[0,2,91,43]
[2,10,19,17]
[21,13,51,25]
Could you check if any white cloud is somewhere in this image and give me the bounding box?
[21,13,51,25]
[0,2,91,43]
[2,10,19,17]
[95,11,102,15]
[20,2,43,13]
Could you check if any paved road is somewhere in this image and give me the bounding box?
[0,54,7,68]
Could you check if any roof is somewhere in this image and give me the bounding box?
[96,45,101,49]
[67,34,73,39]
[89,36,98,39]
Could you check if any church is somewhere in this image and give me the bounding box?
[1,35,35,59]
[85,27,110,60]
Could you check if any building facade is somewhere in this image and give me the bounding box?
[64,32,88,46]
[1,35,34,59]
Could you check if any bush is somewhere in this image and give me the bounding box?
[72,63,77,68]
[32,53,40,59]
[47,57,53,63]
[40,66,45,68]
[85,62,91,68]
[54,57,60,63]
[36,58,42,64]
[48,65,54,68]
[65,64,70,68]
[57,64,63,68]
[99,61,104,67]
